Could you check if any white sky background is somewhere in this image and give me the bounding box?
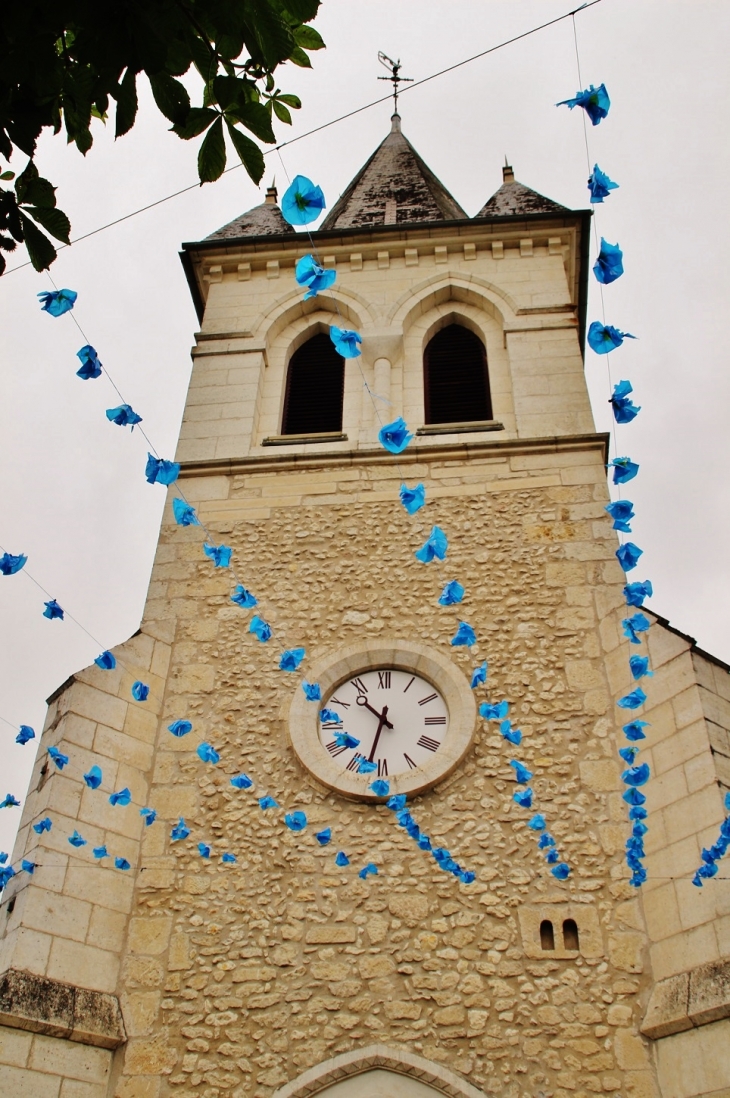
[1,0,729,854]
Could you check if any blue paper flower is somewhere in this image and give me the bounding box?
[629,805,648,819]
[330,326,362,359]
[439,580,464,606]
[587,164,619,203]
[370,779,390,797]
[415,526,448,563]
[48,747,68,769]
[386,794,407,811]
[93,845,108,859]
[38,288,77,316]
[538,832,556,849]
[400,483,425,514]
[222,852,237,863]
[335,851,350,866]
[295,254,337,298]
[624,580,653,607]
[106,404,142,430]
[622,612,651,645]
[132,681,150,702]
[460,870,476,884]
[501,722,522,746]
[285,811,307,832]
[551,862,571,880]
[605,499,635,533]
[43,599,64,621]
[622,762,651,786]
[281,175,326,225]
[358,759,377,774]
[231,585,258,609]
[173,498,199,526]
[378,416,413,454]
[203,543,232,568]
[479,700,509,721]
[451,621,476,647]
[230,773,253,790]
[15,725,35,745]
[249,616,272,642]
[145,454,180,486]
[259,796,278,810]
[33,817,52,834]
[94,651,116,671]
[115,857,131,871]
[279,648,305,672]
[68,830,87,847]
[140,807,157,826]
[470,661,488,688]
[0,866,15,887]
[0,853,8,864]
[0,552,27,575]
[198,843,211,858]
[334,732,360,749]
[109,787,132,806]
[616,542,643,572]
[611,380,641,424]
[594,238,624,284]
[510,760,533,784]
[320,708,341,724]
[629,655,652,680]
[76,345,102,380]
[556,83,610,125]
[168,719,192,738]
[315,828,332,845]
[84,765,102,789]
[513,788,533,808]
[623,721,648,741]
[545,849,560,864]
[197,743,220,765]
[610,457,639,485]
[617,688,647,710]
[587,322,635,354]
[302,681,321,701]
[418,835,432,851]
[528,813,546,831]
[619,746,640,764]
[359,863,378,879]
[170,817,190,841]
[623,787,647,805]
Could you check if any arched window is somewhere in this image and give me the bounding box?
[563,919,579,951]
[540,920,555,951]
[282,333,345,435]
[423,324,492,425]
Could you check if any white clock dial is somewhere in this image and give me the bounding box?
[319,669,449,779]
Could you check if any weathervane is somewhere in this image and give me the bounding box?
[377,52,413,115]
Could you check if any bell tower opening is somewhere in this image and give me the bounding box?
[423,323,492,425]
[282,332,345,435]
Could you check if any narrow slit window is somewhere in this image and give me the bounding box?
[282,333,345,435]
[563,919,579,951]
[423,324,492,425]
[540,920,555,951]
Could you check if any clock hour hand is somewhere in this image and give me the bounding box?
[356,694,394,728]
[367,705,393,762]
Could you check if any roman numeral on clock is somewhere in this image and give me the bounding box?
[424,716,446,726]
[322,720,343,730]
[403,753,417,769]
[377,671,391,689]
[377,759,388,776]
[350,677,368,695]
[403,676,415,693]
[418,693,438,706]
[417,735,440,752]
[345,753,364,772]
[330,696,350,709]
[325,741,348,757]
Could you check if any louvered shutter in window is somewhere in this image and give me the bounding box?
[282,333,345,435]
[424,325,492,424]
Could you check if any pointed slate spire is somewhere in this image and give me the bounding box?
[476,162,569,218]
[321,115,467,230]
[206,183,291,240]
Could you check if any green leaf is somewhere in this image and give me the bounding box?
[213,75,242,110]
[276,93,301,109]
[173,107,218,140]
[190,35,217,83]
[272,100,291,125]
[24,205,70,244]
[16,165,56,209]
[74,127,93,155]
[198,116,226,183]
[149,72,191,125]
[0,171,15,181]
[18,212,57,271]
[293,25,325,50]
[216,32,244,61]
[281,0,321,21]
[232,101,276,143]
[288,46,312,68]
[225,121,264,185]
[115,69,138,138]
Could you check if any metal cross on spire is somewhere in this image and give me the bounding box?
[377,52,413,115]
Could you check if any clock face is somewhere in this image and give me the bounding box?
[319,668,449,779]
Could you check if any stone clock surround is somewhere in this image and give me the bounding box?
[286,639,477,801]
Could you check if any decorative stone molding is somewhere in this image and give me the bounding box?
[641,959,730,1039]
[0,969,126,1049]
[272,1044,489,1098]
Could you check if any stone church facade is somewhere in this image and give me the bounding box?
[0,117,728,1098]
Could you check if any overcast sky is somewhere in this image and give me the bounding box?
[1,0,728,853]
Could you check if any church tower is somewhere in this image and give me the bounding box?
[0,116,728,1098]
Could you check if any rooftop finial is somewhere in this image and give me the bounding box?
[377,51,413,116]
[265,178,278,204]
[502,160,515,184]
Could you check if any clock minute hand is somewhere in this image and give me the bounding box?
[367,705,392,762]
[356,695,394,728]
